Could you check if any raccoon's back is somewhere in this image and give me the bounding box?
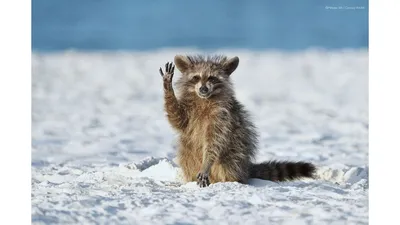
[228,99,259,160]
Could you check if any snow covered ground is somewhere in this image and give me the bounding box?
[32,49,368,225]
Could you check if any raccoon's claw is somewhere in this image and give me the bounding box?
[159,62,174,82]
[166,62,174,73]
[196,172,210,188]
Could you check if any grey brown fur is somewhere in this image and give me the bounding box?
[159,55,316,187]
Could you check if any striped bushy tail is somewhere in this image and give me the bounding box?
[250,160,316,181]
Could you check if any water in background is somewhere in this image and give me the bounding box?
[32,0,368,51]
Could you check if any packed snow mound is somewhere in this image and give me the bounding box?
[317,165,368,188]
[32,49,368,224]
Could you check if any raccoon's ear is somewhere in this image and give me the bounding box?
[223,56,239,76]
[174,55,191,73]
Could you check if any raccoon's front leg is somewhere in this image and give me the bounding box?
[197,110,232,187]
[197,150,217,187]
[159,62,188,131]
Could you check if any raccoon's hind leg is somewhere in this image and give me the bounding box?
[209,160,249,184]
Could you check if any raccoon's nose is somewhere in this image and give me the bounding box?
[199,86,209,94]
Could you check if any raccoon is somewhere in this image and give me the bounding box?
[159,55,316,187]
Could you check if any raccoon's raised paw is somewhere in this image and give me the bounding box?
[196,172,210,188]
[159,62,175,83]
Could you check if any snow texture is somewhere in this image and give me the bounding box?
[32,49,368,225]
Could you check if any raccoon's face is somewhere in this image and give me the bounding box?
[188,73,225,98]
[174,55,239,99]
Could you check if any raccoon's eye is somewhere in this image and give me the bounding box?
[208,76,219,83]
[191,76,200,82]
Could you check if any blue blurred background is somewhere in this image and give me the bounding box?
[32,0,368,52]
